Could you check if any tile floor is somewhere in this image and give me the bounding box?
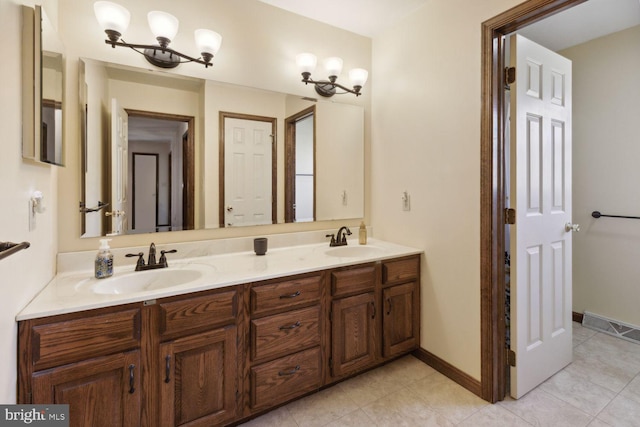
[239,322,640,426]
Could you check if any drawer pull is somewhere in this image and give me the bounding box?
[279,321,302,331]
[164,355,171,383]
[129,364,136,394]
[371,301,376,319]
[278,365,301,376]
[279,290,301,299]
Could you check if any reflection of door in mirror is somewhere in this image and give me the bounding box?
[108,98,128,236]
[285,106,316,223]
[121,110,195,234]
[131,153,159,234]
[220,113,277,227]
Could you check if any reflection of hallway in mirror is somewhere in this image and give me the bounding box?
[127,112,194,233]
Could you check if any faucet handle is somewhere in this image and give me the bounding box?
[159,249,178,267]
[126,252,145,270]
[325,234,336,246]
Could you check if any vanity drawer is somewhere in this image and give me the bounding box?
[31,308,141,370]
[331,265,376,298]
[250,347,321,410]
[251,305,321,363]
[158,288,238,338]
[382,256,420,284]
[251,274,322,316]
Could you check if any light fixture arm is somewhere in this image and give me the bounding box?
[301,72,363,97]
[104,38,214,68]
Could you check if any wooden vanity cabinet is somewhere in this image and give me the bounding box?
[18,254,420,427]
[381,256,421,359]
[245,272,325,414]
[329,264,378,379]
[18,304,143,427]
[156,287,242,427]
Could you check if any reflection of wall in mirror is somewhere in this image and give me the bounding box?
[315,102,364,221]
[285,97,364,222]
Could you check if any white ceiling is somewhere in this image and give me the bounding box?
[259,0,640,49]
[257,0,430,37]
[519,0,640,51]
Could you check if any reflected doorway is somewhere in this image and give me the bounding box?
[285,106,316,223]
[126,110,194,233]
[219,112,277,227]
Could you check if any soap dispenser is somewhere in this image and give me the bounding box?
[95,239,114,279]
[359,221,367,245]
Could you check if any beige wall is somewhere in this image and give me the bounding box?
[371,0,520,380]
[562,25,640,327]
[0,0,59,403]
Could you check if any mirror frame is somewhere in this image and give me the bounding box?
[21,5,42,162]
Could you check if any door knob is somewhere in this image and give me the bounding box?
[105,210,125,217]
[226,205,234,212]
[565,222,580,232]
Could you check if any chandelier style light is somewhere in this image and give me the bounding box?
[296,53,368,97]
[94,1,222,69]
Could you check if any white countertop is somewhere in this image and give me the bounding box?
[17,238,422,321]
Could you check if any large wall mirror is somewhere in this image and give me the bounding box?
[79,58,364,238]
[22,5,65,166]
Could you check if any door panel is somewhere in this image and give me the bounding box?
[109,98,128,235]
[32,351,140,427]
[224,117,274,227]
[510,34,573,399]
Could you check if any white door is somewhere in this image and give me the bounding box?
[109,98,128,235]
[509,34,575,398]
[224,117,273,227]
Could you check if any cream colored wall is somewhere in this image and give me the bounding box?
[562,25,640,327]
[371,0,521,381]
[57,0,371,252]
[0,0,59,403]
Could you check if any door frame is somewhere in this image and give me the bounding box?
[126,109,195,231]
[284,106,316,223]
[480,0,586,402]
[218,111,277,228]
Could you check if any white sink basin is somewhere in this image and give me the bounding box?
[77,264,212,295]
[324,245,383,258]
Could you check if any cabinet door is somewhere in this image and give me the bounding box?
[159,326,238,427]
[331,292,376,378]
[383,282,420,358]
[32,350,141,427]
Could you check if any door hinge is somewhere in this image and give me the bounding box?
[505,208,516,225]
[505,67,516,85]
[507,349,516,367]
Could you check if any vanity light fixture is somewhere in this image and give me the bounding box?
[93,1,222,69]
[296,53,368,97]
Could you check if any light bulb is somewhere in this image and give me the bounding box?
[349,68,369,88]
[323,57,343,78]
[296,53,317,74]
[94,1,130,36]
[148,11,179,44]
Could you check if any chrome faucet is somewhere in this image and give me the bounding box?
[126,243,177,271]
[327,226,352,247]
